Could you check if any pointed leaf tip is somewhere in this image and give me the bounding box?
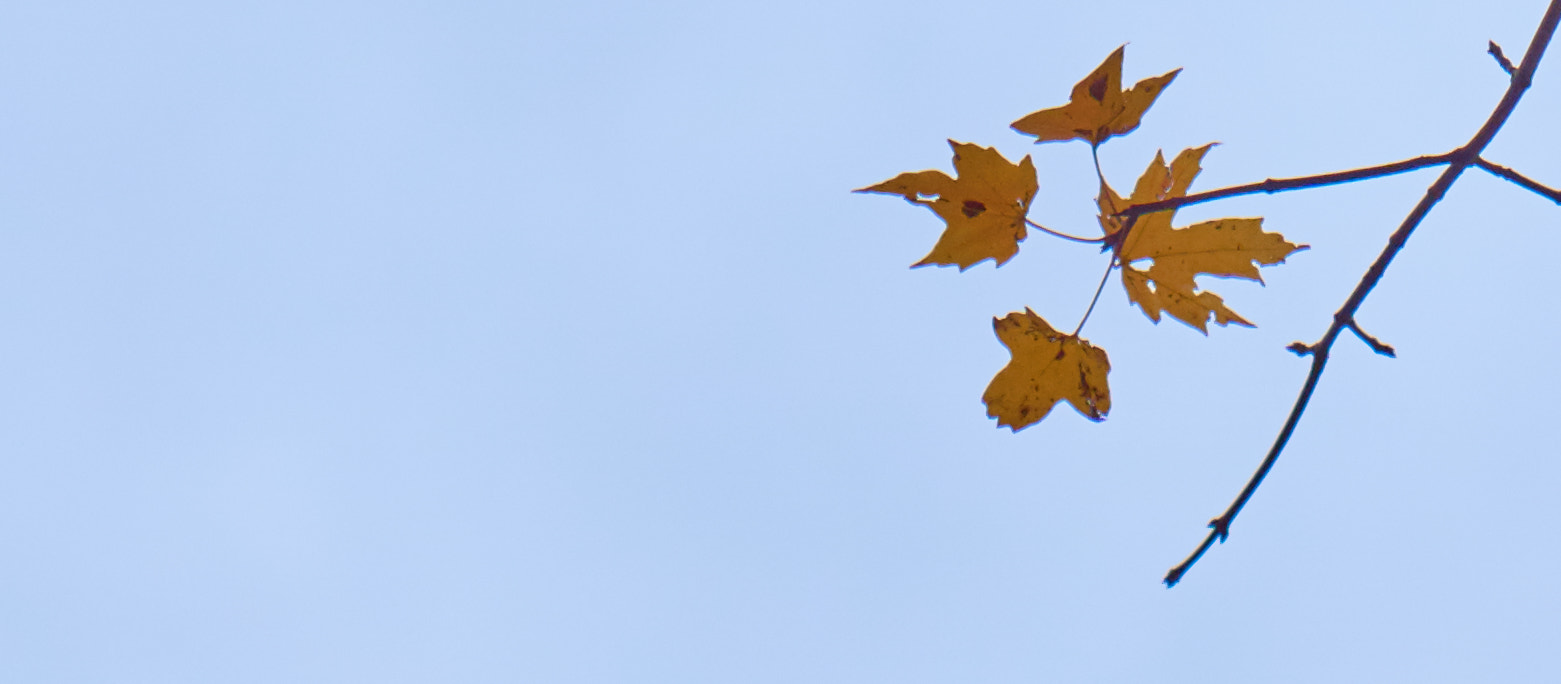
[1011,46,1180,146]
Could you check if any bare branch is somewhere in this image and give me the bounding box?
[1166,0,1561,587]
[1117,152,1456,219]
[1474,157,1561,204]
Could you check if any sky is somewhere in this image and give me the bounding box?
[2,0,1558,681]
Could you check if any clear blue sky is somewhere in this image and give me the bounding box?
[2,1,1558,681]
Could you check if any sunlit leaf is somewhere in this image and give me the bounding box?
[1102,147,1308,332]
[857,141,1039,270]
[1011,46,1180,147]
[984,309,1111,430]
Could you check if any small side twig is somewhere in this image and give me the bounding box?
[1118,152,1456,218]
[1474,157,1561,204]
[1491,40,1517,75]
[1165,0,1561,587]
[1344,317,1396,357]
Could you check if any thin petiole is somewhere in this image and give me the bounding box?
[1091,144,1118,214]
[1025,218,1106,244]
[1072,256,1117,337]
[1018,144,1113,245]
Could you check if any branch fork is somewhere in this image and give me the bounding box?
[1164,1,1561,586]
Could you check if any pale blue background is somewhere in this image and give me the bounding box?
[2,1,1558,681]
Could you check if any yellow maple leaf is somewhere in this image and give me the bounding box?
[983,309,1111,430]
[1011,46,1180,147]
[1101,146,1308,332]
[856,140,1038,270]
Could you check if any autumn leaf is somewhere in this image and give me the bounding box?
[856,140,1038,270]
[1100,146,1308,332]
[1012,46,1180,147]
[983,309,1111,430]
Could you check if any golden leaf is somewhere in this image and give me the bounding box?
[983,309,1111,430]
[1011,46,1180,147]
[1102,146,1308,332]
[857,140,1038,270]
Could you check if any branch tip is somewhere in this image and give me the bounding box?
[1474,157,1561,204]
[1285,342,1313,356]
[1489,40,1518,75]
[1345,319,1397,357]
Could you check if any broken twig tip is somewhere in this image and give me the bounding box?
[1489,40,1517,76]
[1208,517,1231,543]
[1286,342,1313,356]
[1345,319,1397,357]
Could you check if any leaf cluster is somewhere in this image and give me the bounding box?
[859,8,1561,586]
[859,47,1304,430]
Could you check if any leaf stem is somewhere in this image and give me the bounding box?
[1091,144,1119,214]
[1065,143,1124,338]
[1024,218,1106,244]
[1165,0,1561,587]
[1072,256,1116,337]
[1474,157,1561,204]
[1118,152,1458,218]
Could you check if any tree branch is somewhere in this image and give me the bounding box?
[1474,157,1561,204]
[1117,152,1456,218]
[1165,0,1561,587]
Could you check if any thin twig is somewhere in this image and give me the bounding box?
[1491,40,1517,75]
[1165,0,1561,587]
[1118,152,1456,218]
[1025,218,1106,243]
[1474,157,1561,204]
[1345,319,1396,358]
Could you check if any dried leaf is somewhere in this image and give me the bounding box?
[1102,146,1308,332]
[1012,46,1180,147]
[857,141,1038,270]
[984,309,1111,430]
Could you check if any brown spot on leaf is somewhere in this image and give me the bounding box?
[962,200,987,218]
[1087,74,1109,101]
